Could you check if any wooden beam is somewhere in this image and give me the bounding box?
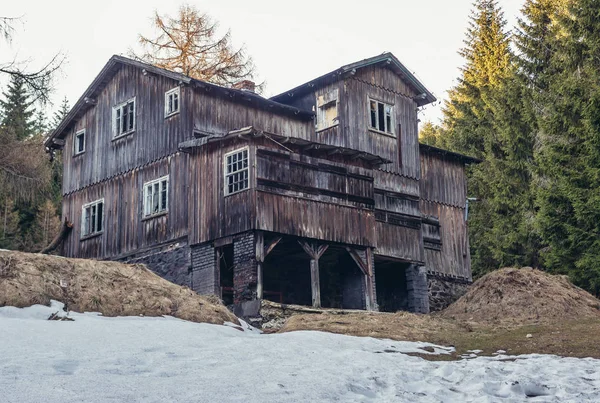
[264,236,282,258]
[298,240,323,308]
[346,247,376,311]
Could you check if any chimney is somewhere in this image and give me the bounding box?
[232,80,256,93]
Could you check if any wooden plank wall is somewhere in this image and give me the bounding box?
[254,144,375,247]
[192,89,314,141]
[188,140,255,245]
[276,66,420,178]
[62,65,194,196]
[62,153,189,259]
[420,151,471,279]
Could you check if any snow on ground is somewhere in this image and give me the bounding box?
[1,302,599,402]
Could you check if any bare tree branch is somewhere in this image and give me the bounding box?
[130,4,259,90]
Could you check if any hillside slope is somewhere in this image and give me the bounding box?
[0,250,236,325]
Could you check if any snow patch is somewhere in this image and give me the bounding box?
[1,303,599,402]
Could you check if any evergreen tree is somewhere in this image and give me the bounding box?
[418,121,443,147]
[442,0,511,159]
[51,96,70,131]
[534,0,600,295]
[33,109,48,135]
[0,75,35,140]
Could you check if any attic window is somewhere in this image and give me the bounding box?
[369,98,394,135]
[74,129,85,155]
[113,98,135,138]
[165,87,180,117]
[316,89,339,132]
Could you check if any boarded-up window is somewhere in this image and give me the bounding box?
[81,199,104,237]
[224,147,249,195]
[316,89,339,131]
[143,176,169,217]
[368,98,394,135]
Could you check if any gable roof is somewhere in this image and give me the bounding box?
[45,55,314,149]
[270,52,436,107]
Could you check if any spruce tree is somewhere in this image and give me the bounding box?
[51,96,70,131]
[0,75,35,140]
[534,0,600,295]
[418,121,443,147]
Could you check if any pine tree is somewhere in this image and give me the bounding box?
[0,75,35,140]
[534,0,600,295]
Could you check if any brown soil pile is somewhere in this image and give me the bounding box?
[281,310,465,345]
[0,249,236,325]
[441,267,600,325]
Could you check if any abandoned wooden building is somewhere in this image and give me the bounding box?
[45,53,479,315]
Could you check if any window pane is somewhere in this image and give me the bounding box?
[97,203,103,232]
[153,183,159,213]
[116,109,121,135]
[385,106,392,133]
[128,102,134,131]
[173,94,179,111]
[168,94,173,114]
[370,101,377,128]
[378,103,385,132]
[145,186,152,216]
[84,207,90,235]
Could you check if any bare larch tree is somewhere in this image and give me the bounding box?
[132,4,258,88]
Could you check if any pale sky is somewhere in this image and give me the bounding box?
[3,0,524,125]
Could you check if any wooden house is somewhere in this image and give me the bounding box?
[45,53,478,314]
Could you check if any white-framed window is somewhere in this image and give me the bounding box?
[224,147,249,195]
[112,97,135,138]
[74,129,85,155]
[81,199,104,238]
[368,98,394,135]
[143,176,169,217]
[165,87,180,117]
[316,89,338,131]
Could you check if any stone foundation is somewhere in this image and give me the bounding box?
[121,239,191,287]
[233,232,258,304]
[406,265,430,313]
[427,274,471,312]
[190,242,218,295]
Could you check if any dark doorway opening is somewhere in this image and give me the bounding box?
[263,237,312,306]
[375,258,409,312]
[218,244,234,306]
[319,246,365,309]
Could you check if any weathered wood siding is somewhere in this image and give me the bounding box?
[62,153,189,259]
[188,140,255,245]
[277,66,420,178]
[192,89,314,140]
[254,145,375,247]
[62,65,194,196]
[420,151,471,279]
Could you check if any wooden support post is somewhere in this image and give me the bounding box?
[298,240,329,308]
[346,247,376,311]
[256,232,264,299]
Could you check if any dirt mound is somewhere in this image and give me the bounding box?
[0,249,236,325]
[441,267,600,325]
